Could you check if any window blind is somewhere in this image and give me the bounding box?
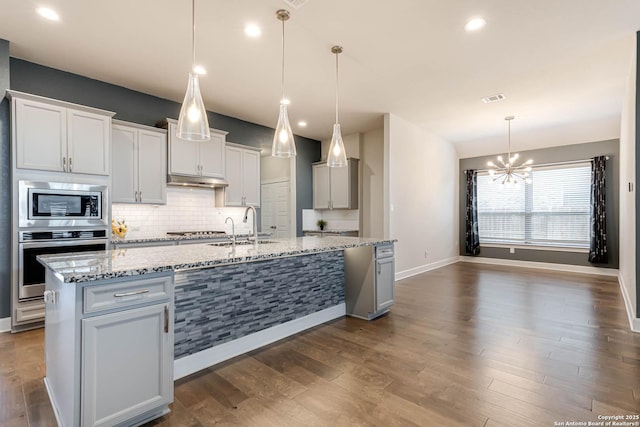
[477,162,591,248]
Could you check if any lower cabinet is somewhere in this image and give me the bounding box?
[344,243,395,320]
[82,304,173,427]
[44,271,173,427]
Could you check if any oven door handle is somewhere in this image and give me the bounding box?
[20,238,109,249]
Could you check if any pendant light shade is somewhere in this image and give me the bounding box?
[271,9,296,158]
[273,103,296,157]
[177,0,210,141]
[177,72,210,140]
[327,45,347,168]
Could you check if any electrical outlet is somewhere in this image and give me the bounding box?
[509,247,515,254]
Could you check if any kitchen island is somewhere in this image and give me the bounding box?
[38,236,395,427]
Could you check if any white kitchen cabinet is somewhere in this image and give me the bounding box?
[82,303,173,427]
[312,158,359,210]
[163,118,227,179]
[44,271,173,427]
[222,143,261,207]
[112,121,167,204]
[9,91,113,176]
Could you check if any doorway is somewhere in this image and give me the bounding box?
[261,179,291,238]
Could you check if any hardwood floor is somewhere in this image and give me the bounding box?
[2,262,639,426]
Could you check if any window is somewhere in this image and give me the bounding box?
[477,162,591,248]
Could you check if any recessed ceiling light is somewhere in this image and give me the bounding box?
[244,23,262,38]
[193,65,207,75]
[298,121,307,127]
[37,7,60,21]
[465,17,486,32]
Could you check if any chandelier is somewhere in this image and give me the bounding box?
[487,116,532,184]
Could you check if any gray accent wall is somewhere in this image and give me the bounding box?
[636,31,640,316]
[0,40,10,319]
[459,139,619,269]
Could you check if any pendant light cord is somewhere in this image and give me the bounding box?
[191,0,196,69]
[281,17,285,102]
[335,51,339,124]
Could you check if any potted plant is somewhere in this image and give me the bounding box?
[317,219,327,231]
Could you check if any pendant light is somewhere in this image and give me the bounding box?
[327,45,347,168]
[272,9,296,158]
[487,116,533,184]
[177,0,210,141]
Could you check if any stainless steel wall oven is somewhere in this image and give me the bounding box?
[18,230,108,300]
[13,181,109,327]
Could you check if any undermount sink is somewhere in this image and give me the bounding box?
[208,240,277,247]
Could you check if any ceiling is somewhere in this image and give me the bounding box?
[1,0,639,157]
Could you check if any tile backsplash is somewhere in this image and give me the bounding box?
[112,187,254,239]
[302,209,359,232]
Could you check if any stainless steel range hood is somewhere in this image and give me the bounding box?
[167,174,229,189]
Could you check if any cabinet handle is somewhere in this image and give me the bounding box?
[139,191,142,203]
[113,289,149,298]
[134,191,138,202]
[164,305,169,333]
[62,157,67,172]
[377,262,381,275]
[68,157,73,172]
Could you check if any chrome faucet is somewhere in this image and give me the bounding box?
[243,205,258,242]
[225,217,236,248]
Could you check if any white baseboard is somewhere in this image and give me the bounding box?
[618,273,640,333]
[395,256,459,281]
[0,317,11,333]
[173,303,346,380]
[458,256,619,277]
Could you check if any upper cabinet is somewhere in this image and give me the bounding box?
[161,118,227,179]
[313,158,359,210]
[8,91,114,176]
[112,121,167,204]
[223,143,261,207]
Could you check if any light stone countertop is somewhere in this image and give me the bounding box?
[38,236,396,283]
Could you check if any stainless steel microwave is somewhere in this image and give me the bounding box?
[19,181,108,228]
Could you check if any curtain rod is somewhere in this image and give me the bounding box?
[464,156,610,174]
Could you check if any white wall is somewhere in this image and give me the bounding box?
[261,155,290,182]
[360,128,384,238]
[386,114,459,278]
[619,37,639,330]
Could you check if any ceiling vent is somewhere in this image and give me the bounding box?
[282,0,309,9]
[481,93,506,103]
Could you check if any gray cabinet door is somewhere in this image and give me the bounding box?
[81,303,173,427]
[312,163,330,209]
[138,129,167,204]
[111,125,138,203]
[375,257,395,312]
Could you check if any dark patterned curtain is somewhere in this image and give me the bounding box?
[588,156,608,264]
[465,170,480,255]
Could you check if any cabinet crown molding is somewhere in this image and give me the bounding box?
[6,90,115,117]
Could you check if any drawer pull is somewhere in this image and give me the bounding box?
[114,289,149,298]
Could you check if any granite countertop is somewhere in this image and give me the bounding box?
[111,233,271,245]
[38,236,396,283]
